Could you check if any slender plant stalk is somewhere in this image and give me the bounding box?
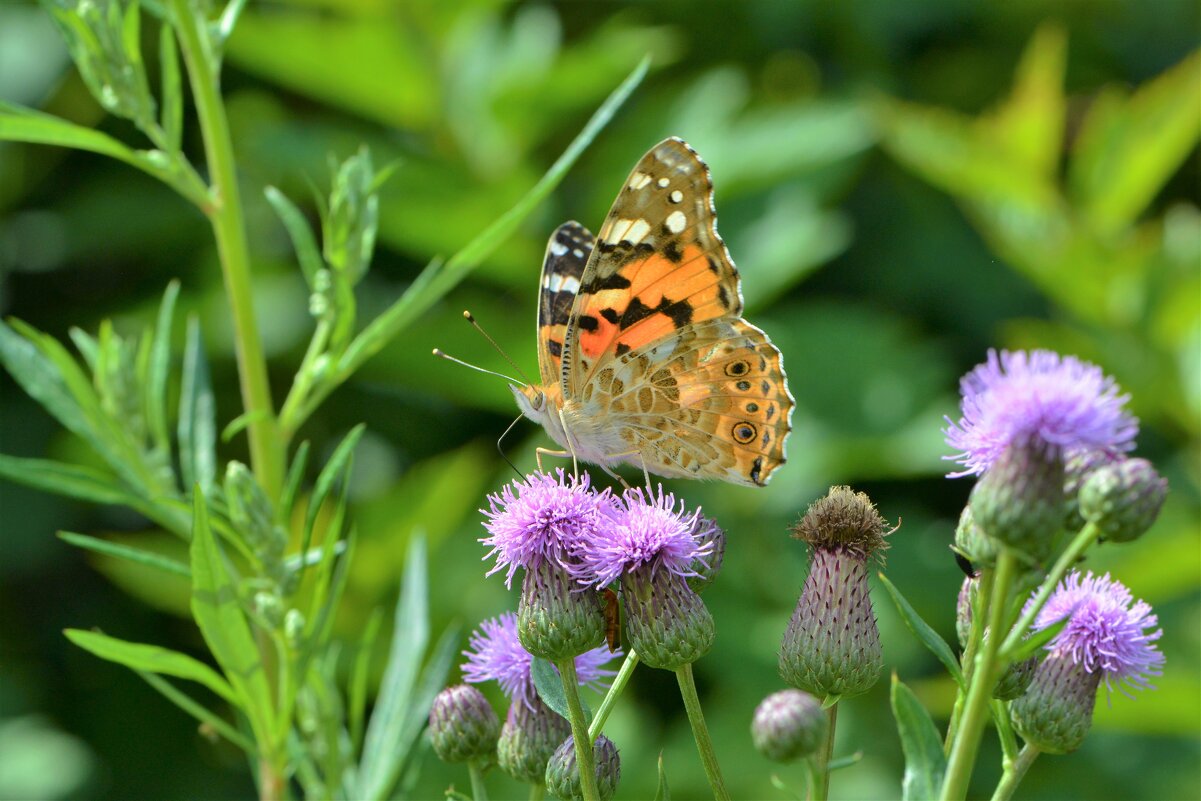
[527,784,546,801]
[675,663,730,801]
[556,659,600,801]
[468,760,489,801]
[811,703,838,801]
[999,523,1101,658]
[940,549,1018,801]
[169,0,285,500]
[589,649,639,741]
[990,744,1040,801]
[944,567,993,755]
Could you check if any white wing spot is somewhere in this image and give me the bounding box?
[550,240,568,256]
[573,248,584,258]
[628,172,652,190]
[665,210,687,234]
[606,218,652,245]
[544,273,581,293]
[669,190,684,203]
[657,177,670,188]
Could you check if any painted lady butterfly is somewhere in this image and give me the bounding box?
[512,138,793,487]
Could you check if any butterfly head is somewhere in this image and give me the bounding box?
[511,383,548,424]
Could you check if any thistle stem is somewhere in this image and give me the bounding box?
[169,0,284,500]
[467,760,489,801]
[588,649,639,741]
[945,568,993,755]
[527,784,546,801]
[812,702,838,801]
[675,663,730,801]
[556,659,599,801]
[940,548,1017,801]
[990,744,1040,801]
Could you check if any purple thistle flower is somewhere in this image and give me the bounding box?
[944,350,1138,477]
[461,612,621,710]
[572,486,713,588]
[1031,571,1164,697]
[480,470,617,588]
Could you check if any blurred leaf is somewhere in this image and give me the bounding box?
[58,530,190,578]
[654,751,671,801]
[158,21,181,151]
[178,316,217,495]
[1005,615,1068,663]
[189,491,275,745]
[986,23,1066,180]
[349,606,385,752]
[1071,50,1201,235]
[0,454,133,507]
[65,628,236,703]
[146,280,179,456]
[879,574,964,687]
[299,424,364,568]
[136,670,256,754]
[890,675,945,801]
[279,440,311,523]
[265,185,325,288]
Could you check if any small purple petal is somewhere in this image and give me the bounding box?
[1030,571,1164,698]
[944,350,1138,477]
[461,612,621,709]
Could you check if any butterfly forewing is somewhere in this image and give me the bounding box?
[537,221,595,387]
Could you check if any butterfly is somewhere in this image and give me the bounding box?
[511,137,793,487]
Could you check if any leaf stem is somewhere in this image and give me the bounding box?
[812,702,838,801]
[990,744,1040,801]
[675,662,730,801]
[588,649,639,741]
[556,658,599,801]
[169,0,284,500]
[939,548,1017,801]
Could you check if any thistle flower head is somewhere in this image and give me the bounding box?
[1031,571,1164,696]
[791,485,892,559]
[573,486,711,588]
[461,612,621,710]
[751,689,828,762]
[428,685,500,764]
[944,350,1137,477]
[545,734,621,801]
[481,470,616,588]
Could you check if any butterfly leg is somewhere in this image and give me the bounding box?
[535,447,571,474]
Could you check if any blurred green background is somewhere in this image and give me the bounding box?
[1,1,1198,799]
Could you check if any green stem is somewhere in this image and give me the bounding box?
[527,784,546,801]
[940,548,1017,801]
[811,702,838,801]
[990,744,1040,801]
[675,663,730,801]
[467,760,489,801]
[999,523,1101,659]
[278,319,332,444]
[556,659,599,801]
[945,568,993,756]
[588,649,639,740]
[169,0,284,500]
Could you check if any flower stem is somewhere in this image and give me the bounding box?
[169,0,284,500]
[556,658,599,801]
[940,548,1017,801]
[811,702,838,801]
[675,663,730,801]
[589,650,639,741]
[990,744,1040,801]
[945,567,993,755]
[468,760,489,801]
[999,523,1101,659]
[527,783,546,801]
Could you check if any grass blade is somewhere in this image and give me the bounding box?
[146,280,180,456]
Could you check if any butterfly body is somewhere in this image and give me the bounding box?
[517,138,794,487]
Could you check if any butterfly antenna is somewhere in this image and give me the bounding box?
[431,349,524,384]
[496,412,525,479]
[462,310,535,387]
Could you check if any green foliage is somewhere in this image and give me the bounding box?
[891,675,946,801]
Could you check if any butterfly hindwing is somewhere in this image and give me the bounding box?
[537,221,595,387]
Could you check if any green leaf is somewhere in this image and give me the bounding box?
[159,22,182,151]
[531,657,572,722]
[349,606,385,752]
[299,424,365,570]
[264,186,325,288]
[58,531,190,578]
[136,670,256,754]
[178,316,216,494]
[65,628,235,703]
[987,23,1066,180]
[1071,50,1201,234]
[356,534,431,801]
[279,440,311,522]
[890,675,946,801]
[390,623,461,791]
[146,281,179,456]
[0,454,132,507]
[189,491,274,745]
[0,320,97,451]
[879,574,964,687]
[653,752,671,801]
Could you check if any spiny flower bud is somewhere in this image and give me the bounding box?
[969,438,1065,560]
[954,504,997,569]
[622,567,714,670]
[497,696,572,784]
[1078,458,1167,543]
[1063,449,1119,531]
[428,685,500,764]
[545,735,620,801]
[687,515,726,593]
[779,487,890,699]
[517,561,606,661]
[751,689,828,762]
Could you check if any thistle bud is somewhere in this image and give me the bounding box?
[497,696,572,784]
[622,566,714,671]
[1063,450,1118,531]
[1078,458,1167,543]
[969,438,1065,560]
[428,685,500,764]
[779,487,890,699]
[687,515,726,593]
[544,735,620,801]
[1011,652,1100,753]
[954,505,997,569]
[955,576,1037,699]
[517,561,606,661]
[751,689,827,762]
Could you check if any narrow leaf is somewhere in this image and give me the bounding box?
[653,752,671,801]
[265,186,325,287]
[390,623,461,792]
[891,675,946,801]
[0,454,133,507]
[879,573,964,687]
[1006,615,1069,662]
[59,531,190,578]
[159,23,182,151]
[65,628,235,703]
[146,280,179,455]
[137,670,256,754]
[299,424,365,569]
[349,606,385,752]
[279,440,311,522]
[178,316,216,493]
